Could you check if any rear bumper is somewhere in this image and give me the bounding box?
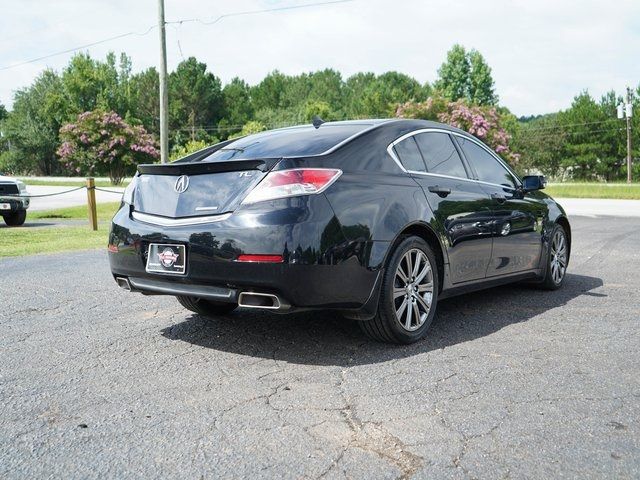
[124,276,238,302]
[108,197,383,310]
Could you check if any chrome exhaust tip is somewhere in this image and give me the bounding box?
[115,277,131,291]
[238,292,289,310]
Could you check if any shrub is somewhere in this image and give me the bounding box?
[230,121,267,139]
[170,139,209,161]
[57,110,159,184]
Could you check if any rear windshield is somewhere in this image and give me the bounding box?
[202,124,368,161]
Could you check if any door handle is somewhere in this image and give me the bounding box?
[491,192,507,204]
[428,185,452,198]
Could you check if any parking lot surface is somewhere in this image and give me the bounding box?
[1,215,639,479]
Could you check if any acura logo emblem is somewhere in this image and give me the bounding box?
[174,175,189,194]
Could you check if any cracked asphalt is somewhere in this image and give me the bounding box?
[1,215,639,479]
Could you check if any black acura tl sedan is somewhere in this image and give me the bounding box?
[109,119,570,344]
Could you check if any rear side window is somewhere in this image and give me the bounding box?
[457,137,517,188]
[393,137,426,172]
[414,132,468,178]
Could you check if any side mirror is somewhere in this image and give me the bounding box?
[522,175,546,191]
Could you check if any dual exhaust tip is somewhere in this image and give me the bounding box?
[115,276,288,311]
[237,291,289,311]
[116,277,131,291]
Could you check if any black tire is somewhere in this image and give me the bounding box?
[176,296,237,316]
[540,223,569,290]
[3,210,26,227]
[360,236,439,344]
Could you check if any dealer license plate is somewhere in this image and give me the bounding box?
[146,243,186,275]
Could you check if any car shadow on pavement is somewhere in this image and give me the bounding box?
[160,273,603,367]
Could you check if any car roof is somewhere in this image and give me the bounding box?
[197,119,473,163]
[202,120,393,162]
[272,118,470,138]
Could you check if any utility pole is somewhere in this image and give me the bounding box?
[618,87,633,183]
[157,0,169,164]
[626,87,633,184]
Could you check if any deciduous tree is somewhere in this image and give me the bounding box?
[169,57,223,140]
[2,70,69,175]
[435,45,497,106]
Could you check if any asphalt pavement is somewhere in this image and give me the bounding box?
[556,198,640,217]
[1,215,639,479]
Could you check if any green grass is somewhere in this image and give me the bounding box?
[1,202,121,257]
[545,183,640,200]
[32,202,121,220]
[18,178,129,187]
[0,225,110,257]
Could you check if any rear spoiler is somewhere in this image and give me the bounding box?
[137,158,280,175]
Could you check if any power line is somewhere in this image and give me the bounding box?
[0,26,156,72]
[519,118,619,132]
[175,121,626,134]
[167,0,353,26]
[517,127,626,141]
[0,0,354,72]
[173,121,299,132]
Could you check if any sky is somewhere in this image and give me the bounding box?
[1,0,639,117]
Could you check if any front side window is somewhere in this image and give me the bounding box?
[413,132,468,178]
[393,136,426,172]
[457,137,517,188]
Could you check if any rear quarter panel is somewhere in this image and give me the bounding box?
[293,122,442,270]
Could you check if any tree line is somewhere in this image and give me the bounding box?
[0,44,637,182]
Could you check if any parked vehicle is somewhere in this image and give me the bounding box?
[0,175,29,226]
[109,119,570,344]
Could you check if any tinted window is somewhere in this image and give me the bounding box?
[457,137,517,188]
[393,137,426,172]
[203,124,368,161]
[414,132,467,178]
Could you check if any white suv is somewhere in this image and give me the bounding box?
[0,175,29,226]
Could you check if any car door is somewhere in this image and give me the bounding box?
[390,131,494,284]
[455,135,547,277]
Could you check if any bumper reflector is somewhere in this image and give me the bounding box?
[236,254,284,263]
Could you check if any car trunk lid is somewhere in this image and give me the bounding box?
[133,159,277,218]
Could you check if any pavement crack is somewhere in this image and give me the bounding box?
[315,368,424,479]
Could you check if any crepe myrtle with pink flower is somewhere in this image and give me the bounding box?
[57,110,159,184]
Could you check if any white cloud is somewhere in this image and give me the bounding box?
[0,0,638,115]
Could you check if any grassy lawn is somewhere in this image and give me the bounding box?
[32,202,121,220]
[1,203,121,258]
[0,226,110,257]
[545,183,640,200]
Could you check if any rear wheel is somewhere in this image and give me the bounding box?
[176,296,237,316]
[3,210,26,227]
[360,236,438,344]
[540,224,569,290]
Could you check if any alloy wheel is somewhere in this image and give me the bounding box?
[550,230,567,284]
[393,248,434,331]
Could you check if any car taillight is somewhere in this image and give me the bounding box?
[241,168,342,205]
[236,254,284,263]
[122,175,138,205]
